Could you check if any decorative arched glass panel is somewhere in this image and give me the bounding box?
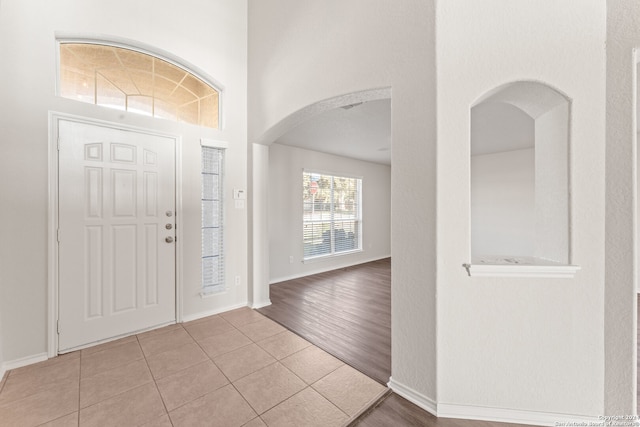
[58,43,219,129]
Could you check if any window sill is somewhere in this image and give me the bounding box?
[303,249,363,264]
[463,256,580,278]
[199,287,227,298]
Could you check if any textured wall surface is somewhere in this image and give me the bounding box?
[471,148,535,258]
[605,0,639,414]
[0,0,248,362]
[436,0,606,416]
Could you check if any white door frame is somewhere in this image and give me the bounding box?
[47,112,184,357]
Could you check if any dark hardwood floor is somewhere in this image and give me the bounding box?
[259,258,538,427]
[258,258,391,384]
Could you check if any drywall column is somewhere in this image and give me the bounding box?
[250,143,271,308]
[605,0,638,414]
[248,0,438,408]
[436,0,606,420]
[534,102,569,264]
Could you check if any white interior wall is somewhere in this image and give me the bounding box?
[250,143,271,308]
[437,0,606,419]
[248,0,438,403]
[268,143,390,283]
[471,148,535,259]
[0,0,248,363]
[605,0,638,414]
[534,102,570,264]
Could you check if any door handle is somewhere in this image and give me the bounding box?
[165,236,174,243]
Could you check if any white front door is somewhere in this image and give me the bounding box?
[58,120,176,352]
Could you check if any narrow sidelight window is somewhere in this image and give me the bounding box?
[202,146,225,293]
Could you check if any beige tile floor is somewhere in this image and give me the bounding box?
[0,308,386,427]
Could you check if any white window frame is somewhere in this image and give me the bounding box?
[302,170,363,262]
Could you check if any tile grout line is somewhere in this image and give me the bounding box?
[184,316,267,419]
[227,311,354,420]
[77,349,81,424]
[136,328,177,424]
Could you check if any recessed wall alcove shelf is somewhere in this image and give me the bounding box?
[464,81,580,278]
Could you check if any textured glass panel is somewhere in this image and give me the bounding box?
[154,57,187,84]
[202,149,221,174]
[200,94,219,129]
[201,146,225,293]
[59,43,220,129]
[99,68,139,95]
[202,201,220,228]
[60,68,95,103]
[66,43,118,68]
[182,74,215,98]
[128,95,153,117]
[202,228,220,257]
[96,73,126,111]
[128,70,154,96]
[154,75,178,102]
[154,98,177,121]
[202,174,220,201]
[178,101,199,124]
[202,256,222,288]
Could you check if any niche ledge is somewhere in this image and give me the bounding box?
[463,256,580,278]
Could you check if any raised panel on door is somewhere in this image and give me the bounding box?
[58,120,176,352]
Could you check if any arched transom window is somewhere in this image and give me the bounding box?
[58,43,219,129]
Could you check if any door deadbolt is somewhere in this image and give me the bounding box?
[165,224,173,230]
[166,211,173,217]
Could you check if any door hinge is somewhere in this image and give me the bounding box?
[57,136,60,151]
[56,320,60,334]
[57,229,60,242]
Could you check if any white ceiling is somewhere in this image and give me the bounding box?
[274,98,392,165]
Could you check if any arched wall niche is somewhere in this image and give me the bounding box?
[467,81,579,277]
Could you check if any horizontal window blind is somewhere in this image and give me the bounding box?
[303,172,362,259]
[202,146,225,293]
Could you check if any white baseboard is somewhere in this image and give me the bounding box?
[251,299,272,309]
[1,352,49,377]
[437,403,599,427]
[387,377,437,416]
[181,301,249,323]
[387,378,600,427]
[270,255,391,285]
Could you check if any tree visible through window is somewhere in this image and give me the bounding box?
[303,172,362,259]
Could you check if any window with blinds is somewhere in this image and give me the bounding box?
[202,146,225,294]
[303,171,362,260]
